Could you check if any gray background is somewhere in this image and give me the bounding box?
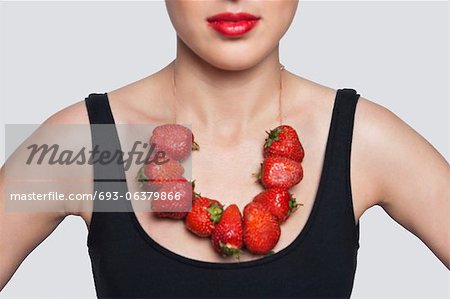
[1,1,449,298]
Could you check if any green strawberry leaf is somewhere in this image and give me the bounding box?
[219,241,241,259]
[136,166,148,189]
[263,250,275,257]
[264,127,281,148]
[252,163,263,184]
[207,203,223,223]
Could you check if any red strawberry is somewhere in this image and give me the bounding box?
[211,204,243,257]
[185,196,223,237]
[150,124,199,161]
[136,158,185,191]
[260,156,303,189]
[152,179,193,219]
[253,188,301,223]
[243,201,281,255]
[264,125,304,162]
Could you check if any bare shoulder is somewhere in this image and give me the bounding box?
[352,93,450,267]
[351,96,396,207]
[353,93,449,208]
[37,100,93,219]
[43,100,90,125]
[300,82,445,216]
[345,90,448,220]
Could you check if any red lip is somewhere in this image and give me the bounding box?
[206,12,261,37]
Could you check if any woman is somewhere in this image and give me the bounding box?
[1,0,449,298]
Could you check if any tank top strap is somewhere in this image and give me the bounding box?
[312,88,360,246]
[85,93,116,124]
[328,88,359,184]
[84,93,129,214]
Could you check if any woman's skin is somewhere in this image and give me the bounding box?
[1,0,449,290]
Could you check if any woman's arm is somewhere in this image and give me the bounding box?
[0,101,90,291]
[0,166,68,290]
[357,97,450,269]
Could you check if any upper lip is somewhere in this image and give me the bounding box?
[206,12,260,22]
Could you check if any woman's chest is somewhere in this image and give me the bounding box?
[123,124,333,263]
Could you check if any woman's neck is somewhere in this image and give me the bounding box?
[168,41,285,131]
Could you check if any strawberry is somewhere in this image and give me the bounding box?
[152,179,193,219]
[264,125,304,162]
[150,124,199,161]
[243,201,281,255]
[259,156,303,189]
[185,196,223,237]
[253,188,301,223]
[136,158,185,191]
[211,204,243,257]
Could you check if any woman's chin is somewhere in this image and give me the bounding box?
[201,52,265,72]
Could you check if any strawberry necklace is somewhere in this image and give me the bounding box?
[136,60,305,259]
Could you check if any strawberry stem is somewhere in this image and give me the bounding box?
[192,140,200,151]
[191,179,196,190]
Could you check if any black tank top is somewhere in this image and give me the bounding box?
[84,88,361,298]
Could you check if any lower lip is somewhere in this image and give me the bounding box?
[207,19,260,37]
